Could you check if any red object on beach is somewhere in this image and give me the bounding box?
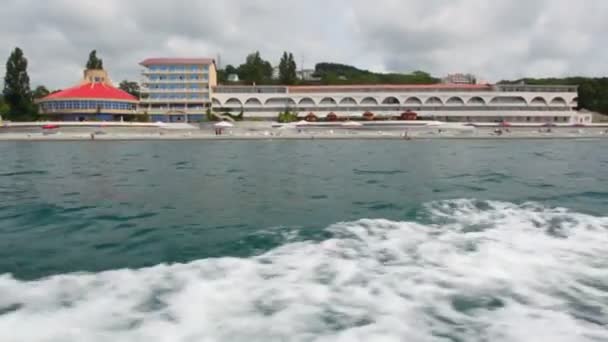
[42,124,60,129]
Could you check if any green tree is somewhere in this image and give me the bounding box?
[3,47,33,120]
[279,52,298,85]
[0,96,9,118]
[237,52,273,85]
[32,85,50,99]
[225,64,238,76]
[119,80,140,98]
[86,50,103,70]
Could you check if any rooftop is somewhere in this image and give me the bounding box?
[140,58,215,66]
[42,83,138,102]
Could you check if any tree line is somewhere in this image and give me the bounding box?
[3,47,608,121]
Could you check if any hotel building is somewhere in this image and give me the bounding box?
[138,58,217,122]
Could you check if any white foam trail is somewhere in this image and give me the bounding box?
[1,200,607,342]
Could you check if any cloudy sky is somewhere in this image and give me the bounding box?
[1,0,607,89]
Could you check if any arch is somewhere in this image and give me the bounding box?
[382,96,400,105]
[404,97,423,105]
[212,98,222,107]
[265,98,297,106]
[320,97,338,105]
[361,97,379,105]
[550,97,568,106]
[225,98,243,107]
[467,97,486,105]
[339,97,357,106]
[446,97,465,105]
[530,97,548,106]
[244,98,262,106]
[298,97,315,106]
[490,96,527,105]
[425,97,443,105]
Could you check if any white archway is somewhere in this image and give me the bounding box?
[550,97,568,106]
[320,97,338,105]
[298,97,316,106]
[446,97,465,105]
[245,98,263,106]
[340,97,357,105]
[467,97,486,105]
[404,97,423,105]
[425,97,443,105]
[530,97,548,106]
[382,96,400,105]
[212,98,222,107]
[361,97,379,105]
[225,98,243,107]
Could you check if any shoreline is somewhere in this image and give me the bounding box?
[0,133,606,142]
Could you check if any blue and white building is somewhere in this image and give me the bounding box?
[139,58,217,122]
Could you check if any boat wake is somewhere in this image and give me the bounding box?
[1,199,607,342]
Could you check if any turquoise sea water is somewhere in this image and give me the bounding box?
[0,140,607,341]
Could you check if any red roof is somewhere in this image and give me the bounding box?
[140,58,215,66]
[288,84,493,93]
[42,83,138,101]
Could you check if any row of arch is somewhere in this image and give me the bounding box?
[216,96,574,107]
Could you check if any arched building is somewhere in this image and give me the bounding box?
[37,69,138,121]
[209,83,591,124]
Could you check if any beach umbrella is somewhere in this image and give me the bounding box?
[214,121,234,128]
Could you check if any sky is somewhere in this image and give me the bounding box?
[1,0,607,89]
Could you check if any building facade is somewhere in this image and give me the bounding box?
[139,58,217,122]
[37,69,138,121]
[211,84,591,124]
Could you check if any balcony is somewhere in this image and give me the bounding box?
[140,88,210,93]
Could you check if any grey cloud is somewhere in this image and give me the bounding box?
[0,0,606,88]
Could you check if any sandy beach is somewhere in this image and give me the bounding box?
[1,122,607,141]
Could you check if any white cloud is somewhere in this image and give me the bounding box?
[0,0,607,89]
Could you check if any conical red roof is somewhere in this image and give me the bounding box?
[43,83,137,101]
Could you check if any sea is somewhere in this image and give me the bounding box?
[0,139,607,342]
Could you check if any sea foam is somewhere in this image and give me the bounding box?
[0,199,607,342]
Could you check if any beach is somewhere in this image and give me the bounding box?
[1,122,607,141]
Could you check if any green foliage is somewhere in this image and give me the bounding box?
[278,110,298,123]
[314,63,439,85]
[32,85,50,99]
[119,80,140,98]
[279,52,297,85]
[136,112,150,123]
[237,52,273,84]
[499,77,608,114]
[86,50,103,70]
[223,110,244,121]
[3,47,34,120]
[206,108,218,122]
[0,96,9,118]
